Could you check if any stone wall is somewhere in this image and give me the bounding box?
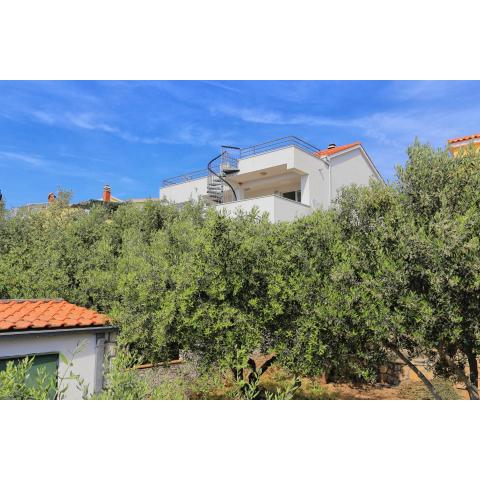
[101,330,118,389]
[378,356,432,386]
[135,359,199,386]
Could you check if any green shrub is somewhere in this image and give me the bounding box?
[0,357,55,400]
[95,349,189,400]
[398,379,461,400]
[0,343,88,400]
[187,369,227,399]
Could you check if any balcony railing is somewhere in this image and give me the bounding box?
[162,168,209,187]
[162,136,321,187]
[237,136,320,159]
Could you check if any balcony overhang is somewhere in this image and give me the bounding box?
[227,163,288,184]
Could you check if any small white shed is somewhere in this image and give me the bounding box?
[0,299,117,399]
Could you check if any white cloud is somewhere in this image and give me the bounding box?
[29,108,223,147]
[211,101,480,151]
[202,81,240,93]
[385,81,454,101]
[31,110,57,125]
[211,104,353,128]
[65,112,118,134]
[0,148,139,186]
[0,151,47,167]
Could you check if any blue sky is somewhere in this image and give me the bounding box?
[1,80,479,207]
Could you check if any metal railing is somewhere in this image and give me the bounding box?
[162,168,209,187]
[237,136,320,159]
[161,136,321,187]
[207,151,239,203]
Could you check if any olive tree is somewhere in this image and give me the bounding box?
[329,141,480,399]
[394,141,480,399]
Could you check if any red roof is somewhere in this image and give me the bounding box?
[0,299,110,332]
[448,134,480,144]
[314,141,361,157]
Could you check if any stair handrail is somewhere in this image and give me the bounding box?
[207,153,238,202]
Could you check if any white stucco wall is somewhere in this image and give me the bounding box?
[273,196,312,222]
[0,329,110,399]
[237,146,293,174]
[215,195,311,223]
[292,148,330,209]
[329,148,381,199]
[160,176,208,203]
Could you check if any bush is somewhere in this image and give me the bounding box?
[0,344,88,400]
[398,379,461,400]
[0,357,55,400]
[95,349,189,400]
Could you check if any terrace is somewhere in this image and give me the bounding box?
[161,136,321,187]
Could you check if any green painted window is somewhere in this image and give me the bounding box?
[0,353,59,399]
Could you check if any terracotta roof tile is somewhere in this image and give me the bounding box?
[314,141,362,157]
[448,134,480,144]
[0,299,110,332]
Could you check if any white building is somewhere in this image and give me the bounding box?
[0,299,116,399]
[159,136,383,222]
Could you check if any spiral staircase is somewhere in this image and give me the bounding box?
[206,146,240,204]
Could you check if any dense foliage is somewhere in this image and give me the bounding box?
[1,141,479,398]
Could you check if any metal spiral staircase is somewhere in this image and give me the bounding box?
[206,146,240,204]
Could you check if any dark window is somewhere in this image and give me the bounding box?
[282,190,302,202]
[282,191,296,201]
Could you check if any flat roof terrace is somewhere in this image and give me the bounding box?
[161,136,321,187]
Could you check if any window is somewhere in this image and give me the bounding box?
[0,353,59,398]
[282,190,301,202]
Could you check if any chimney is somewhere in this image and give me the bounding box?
[103,184,111,202]
[328,143,337,150]
[48,192,56,203]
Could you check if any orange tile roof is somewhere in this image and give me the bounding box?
[0,299,110,332]
[448,134,480,144]
[314,141,361,157]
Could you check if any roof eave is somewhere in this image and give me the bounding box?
[0,325,117,337]
[325,144,385,185]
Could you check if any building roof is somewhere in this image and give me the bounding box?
[314,141,361,157]
[0,299,110,332]
[448,134,480,144]
[125,198,151,203]
[98,196,123,203]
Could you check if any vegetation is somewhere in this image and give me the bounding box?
[0,357,58,400]
[1,141,479,399]
[398,379,461,400]
[0,342,88,399]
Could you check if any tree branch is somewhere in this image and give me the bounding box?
[246,354,277,386]
[388,345,442,400]
[438,348,479,400]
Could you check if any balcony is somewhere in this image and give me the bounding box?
[161,136,321,187]
[214,194,312,223]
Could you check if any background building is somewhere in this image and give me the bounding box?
[160,136,382,222]
[448,133,480,155]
